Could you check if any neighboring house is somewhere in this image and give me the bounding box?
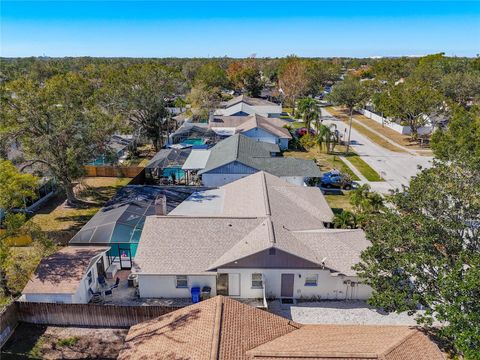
[209,114,292,150]
[20,246,109,304]
[168,122,217,147]
[133,172,371,302]
[144,148,192,184]
[86,134,136,166]
[69,185,202,270]
[197,134,320,187]
[214,95,282,118]
[118,296,445,360]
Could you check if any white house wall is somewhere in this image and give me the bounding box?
[137,270,371,301]
[217,268,372,301]
[73,252,110,304]
[137,274,217,298]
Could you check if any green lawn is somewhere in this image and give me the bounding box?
[345,153,384,181]
[289,121,306,129]
[283,147,360,181]
[324,192,353,214]
[30,177,131,242]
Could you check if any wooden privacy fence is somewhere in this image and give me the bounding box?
[15,302,181,328]
[84,165,144,178]
[0,302,18,347]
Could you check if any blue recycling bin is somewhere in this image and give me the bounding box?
[191,287,201,303]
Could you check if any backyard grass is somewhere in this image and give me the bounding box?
[283,146,360,181]
[29,177,131,243]
[326,107,407,153]
[345,153,384,182]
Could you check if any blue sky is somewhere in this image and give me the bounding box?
[1,1,479,57]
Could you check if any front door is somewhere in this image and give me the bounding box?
[228,273,240,296]
[281,274,295,298]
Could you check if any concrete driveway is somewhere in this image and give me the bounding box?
[320,109,433,193]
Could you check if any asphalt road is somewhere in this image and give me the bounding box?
[320,108,433,193]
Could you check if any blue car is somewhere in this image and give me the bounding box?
[320,171,355,190]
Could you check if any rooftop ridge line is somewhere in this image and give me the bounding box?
[210,296,223,360]
[260,172,271,216]
[380,329,420,358]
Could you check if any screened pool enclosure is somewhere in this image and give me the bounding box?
[69,185,201,269]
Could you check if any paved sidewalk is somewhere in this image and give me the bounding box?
[320,108,433,193]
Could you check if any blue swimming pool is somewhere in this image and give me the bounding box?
[162,167,185,180]
[182,138,205,145]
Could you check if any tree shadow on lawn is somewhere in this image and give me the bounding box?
[1,323,47,359]
[78,185,126,205]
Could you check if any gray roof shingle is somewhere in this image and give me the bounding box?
[134,172,366,276]
[198,134,319,177]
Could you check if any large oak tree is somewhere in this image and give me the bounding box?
[1,73,116,204]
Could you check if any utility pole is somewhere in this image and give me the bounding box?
[346,107,353,154]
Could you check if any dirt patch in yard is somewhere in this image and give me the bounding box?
[1,323,128,359]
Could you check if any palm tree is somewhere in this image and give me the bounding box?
[333,211,357,229]
[350,184,384,213]
[316,123,339,154]
[316,124,332,153]
[297,98,320,130]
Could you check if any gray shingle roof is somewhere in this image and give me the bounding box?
[236,114,292,139]
[198,134,319,177]
[198,134,279,174]
[134,172,366,276]
[223,95,279,108]
[210,114,292,139]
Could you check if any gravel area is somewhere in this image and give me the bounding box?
[268,300,424,326]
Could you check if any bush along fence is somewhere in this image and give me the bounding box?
[1,301,183,345]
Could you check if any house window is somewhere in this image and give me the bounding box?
[175,275,188,288]
[251,273,263,288]
[305,274,318,286]
[87,271,93,285]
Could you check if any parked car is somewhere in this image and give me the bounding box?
[320,170,355,190]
